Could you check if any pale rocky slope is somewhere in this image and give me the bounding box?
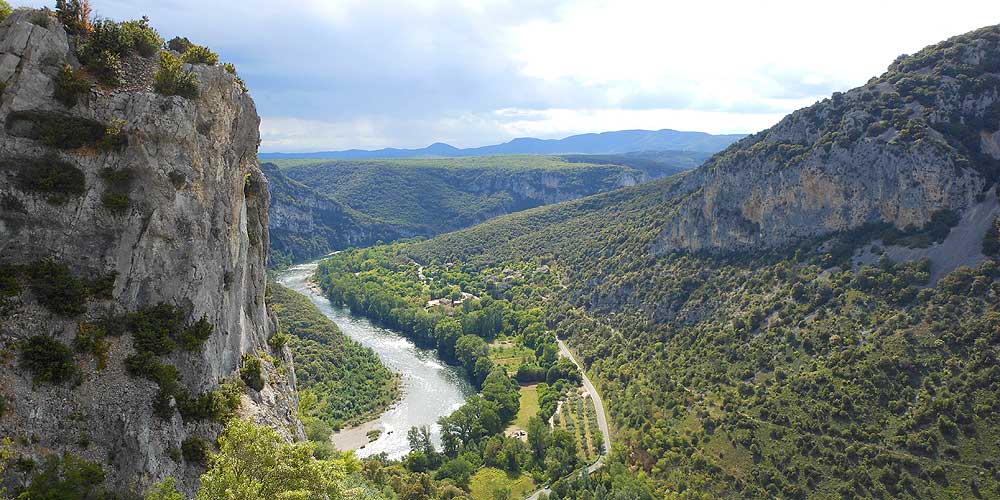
[659,25,1000,253]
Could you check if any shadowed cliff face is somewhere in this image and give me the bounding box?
[658,25,1000,253]
[0,10,299,493]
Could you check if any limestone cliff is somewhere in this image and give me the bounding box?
[0,9,299,494]
[658,24,1000,253]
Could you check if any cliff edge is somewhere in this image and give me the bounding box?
[0,9,299,493]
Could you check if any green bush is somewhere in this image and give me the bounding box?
[181,437,210,464]
[99,167,133,185]
[166,36,193,54]
[145,478,185,500]
[77,18,130,65]
[53,65,92,107]
[180,316,213,351]
[91,50,124,87]
[19,454,110,499]
[268,332,290,350]
[9,156,86,205]
[101,193,129,214]
[20,335,76,384]
[128,303,186,355]
[0,1,12,23]
[86,271,117,299]
[121,17,162,58]
[183,45,219,65]
[74,322,110,370]
[0,265,19,319]
[25,260,88,316]
[4,110,107,149]
[54,1,89,34]
[101,118,128,151]
[177,379,242,421]
[240,354,265,391]
[224,63,248,92]
[153,51,199,99]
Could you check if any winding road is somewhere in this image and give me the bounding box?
[524,339,611,499]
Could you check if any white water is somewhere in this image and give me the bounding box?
[276,260,475,459]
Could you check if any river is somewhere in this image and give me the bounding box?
[276,261,475,459]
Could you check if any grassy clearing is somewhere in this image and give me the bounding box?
[469,467,536,500]
[511,384,539,431]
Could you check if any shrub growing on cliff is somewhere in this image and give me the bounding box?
[19,454,111,499]
[166,36,193,54]
[74,322,110,369]
[181,437,210,465]
[101,118,128,151]
[5,110,107,150]
[128,303,186,355]
[91,50,124,87]
[180,316,213,351]
[224,62,248,92]
[55,0,92,34]
[101,192,129,214]
[183,45,218,65]
[20,335,76,384]
[26,260,87,316]
[154,51,199,99]
[53,65,91,107]
[0,2,12,23]
[8,157,84,205]
[240,354,265,391]
[121,16,162,58]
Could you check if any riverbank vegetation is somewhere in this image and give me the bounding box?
[267,282,401,431]
[312,243,609,498]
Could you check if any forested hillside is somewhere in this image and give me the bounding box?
[264,152,708,265]
[330,24,1000,498]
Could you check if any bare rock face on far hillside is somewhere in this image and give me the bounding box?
[658,25,1000,254]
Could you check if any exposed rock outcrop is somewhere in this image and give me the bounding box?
[0,9,299,494]
[658,25,1000,253]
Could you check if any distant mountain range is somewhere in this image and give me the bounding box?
[259,129,746,160]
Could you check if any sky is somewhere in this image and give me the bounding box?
[19,0,1000,152]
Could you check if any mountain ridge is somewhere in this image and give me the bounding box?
[259,128,746,159]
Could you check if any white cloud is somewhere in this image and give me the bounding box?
[19,0,1000,151]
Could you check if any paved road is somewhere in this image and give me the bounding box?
[524,339,611,499]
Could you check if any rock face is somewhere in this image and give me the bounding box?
[658,25,1000,253]
[0,10,299,494]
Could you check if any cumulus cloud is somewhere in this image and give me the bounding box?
[19,0,1000,151]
